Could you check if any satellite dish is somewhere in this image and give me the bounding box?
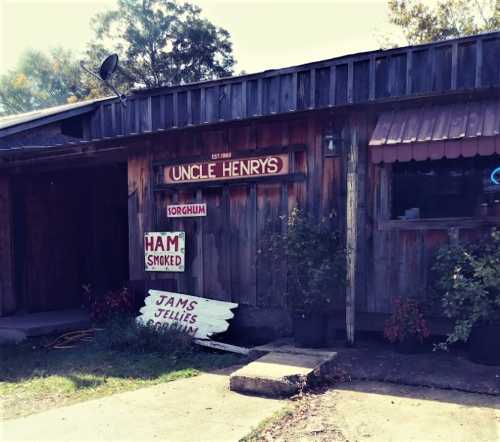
[99,54,118,81]
[80,54,126,107]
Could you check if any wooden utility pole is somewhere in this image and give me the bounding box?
[345,114,367,346]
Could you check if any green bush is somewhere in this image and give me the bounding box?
[94,317,194,355]
[432,228,500,349]
[259,208,347,314]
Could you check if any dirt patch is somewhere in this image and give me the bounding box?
[246,381,500,442]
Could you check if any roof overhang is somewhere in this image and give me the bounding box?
[0,97,115,139]
[369,100,500,163]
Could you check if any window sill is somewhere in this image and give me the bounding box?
[378,216,500,231]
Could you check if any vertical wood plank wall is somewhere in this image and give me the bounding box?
[127,115,346,309]
[0,176,15,315]
[365,162,499,316]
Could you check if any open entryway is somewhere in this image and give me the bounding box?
[11,163,129,314]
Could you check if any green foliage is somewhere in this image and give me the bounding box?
[94,316,194,355]
[388,0,500,44]
[0,48,92,116]
[86,0,235,89]
[259,208,347,314]
[432,228,500,348]
[1,0,234,116]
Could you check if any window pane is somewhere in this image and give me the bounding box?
[392,155,500,219]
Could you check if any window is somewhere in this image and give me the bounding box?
[391,156,500,219]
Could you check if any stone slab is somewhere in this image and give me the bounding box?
[230,350,337,397]
[0,309,90,337]
[254,342,337,358]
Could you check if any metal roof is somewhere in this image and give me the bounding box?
[0,96,114,137]
[370,99,500,163]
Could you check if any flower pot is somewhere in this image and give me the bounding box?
[394,334,425,354]
[292,312,327,348]
[468,324,500,366]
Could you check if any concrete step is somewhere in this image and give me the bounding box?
[230,349,337,397]
[0,309,91,338]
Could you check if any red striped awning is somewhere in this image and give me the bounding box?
[370,100,500,163]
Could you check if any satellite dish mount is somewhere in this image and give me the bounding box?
[80,54,126,107]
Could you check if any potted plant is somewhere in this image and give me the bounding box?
[259,208,346,348]
[384,297,431,353]
[432,228,500,365]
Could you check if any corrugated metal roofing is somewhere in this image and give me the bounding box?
[0,96,113,134]
[370,100,500,163]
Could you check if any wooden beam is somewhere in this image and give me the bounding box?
[128,150,153,281]
[475,38,483,88]
[194,339,250,355]
[0,175,15,316]
[345,113,368,346]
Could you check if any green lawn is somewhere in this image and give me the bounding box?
[0,337,241,421]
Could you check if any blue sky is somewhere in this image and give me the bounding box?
[0,0,407,76]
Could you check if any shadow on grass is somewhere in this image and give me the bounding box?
[0,337,242,388]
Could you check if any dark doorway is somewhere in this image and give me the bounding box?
[13,163,129,313]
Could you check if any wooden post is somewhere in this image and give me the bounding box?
[0,175,15,316]
[345,114,368,346]
[128,149,153,281]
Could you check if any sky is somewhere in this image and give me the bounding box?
[0,0,407,77]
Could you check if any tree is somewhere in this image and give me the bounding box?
[388,0,500,45]
[86,0,235,89]
[0,48,93,116]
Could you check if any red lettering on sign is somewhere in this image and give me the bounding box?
[165,154,288,184]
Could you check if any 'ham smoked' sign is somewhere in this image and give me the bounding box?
[165,153,289,184]
[136,290,238,339]
[144,232,185,272]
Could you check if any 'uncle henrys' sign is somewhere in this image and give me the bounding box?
[137,290,238,339]
[145,232,185,272]
[165,153,289,184]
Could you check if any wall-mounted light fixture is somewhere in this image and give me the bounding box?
[323,125,345,157]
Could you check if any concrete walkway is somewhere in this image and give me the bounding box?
[0,369,287,442]
[0,309,90,342]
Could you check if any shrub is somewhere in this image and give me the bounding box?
[384,297,431,344]
[83,285,135,323]
[94,317,194,355]
[432,228,500,349]
[259,208,347,314]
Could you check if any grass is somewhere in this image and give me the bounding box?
[239,406,295,442]
[0,334,242,421]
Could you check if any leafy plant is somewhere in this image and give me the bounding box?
[94,316,194,355]
[83,285,135,323]
[384,297,431,344]
[258,208,346,315]
[432,228,500,349]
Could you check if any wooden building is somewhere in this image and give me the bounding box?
[1,32,499,339]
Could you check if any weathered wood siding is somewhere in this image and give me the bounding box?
[365,162,500,315]
[127,115,346,307]
[11,165,129,313]
[83,33,500,145]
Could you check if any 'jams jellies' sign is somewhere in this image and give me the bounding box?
[165,153,289,184]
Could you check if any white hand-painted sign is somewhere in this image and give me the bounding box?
[167,203,207,218]
[136,290,238,340]
[144,232,185,272]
